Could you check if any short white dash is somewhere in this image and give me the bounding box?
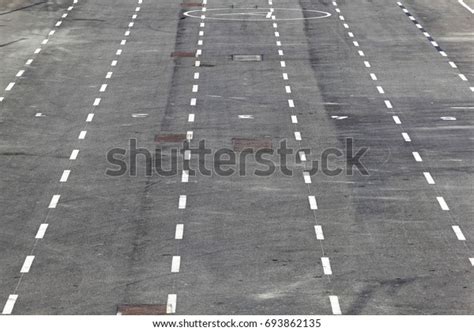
[199,31,204,36]
[299,151,307,162]
[343,23,349,29]
[288,99,295,108]
[276,41,282,46]
[449,61,457,68]
[192,85,198,93]
[194,72,200,80]
[35,224,48,239]
[132,14,137,19]
[121,40,127,45]
[452,226,466,241]
[5,82,15,91]
[353,41,360,47]
[370,73,377,81]
[184,150,191,160]
[20,256,35,273]
[339,15,345,21]
[197,40,203,45]
[186,131,194,140]
[167,294,177,314]
[285,86,292,94]
[278,49,284,56]
[384,100,393,109]
[439,51,447,57]
[111,60,118,66]
[376,86,385,94]
[178,195,187,209]
[459,74,468,81]
[423,172,435,184]
[358,50,365,57]
[34,48,41,54]
[190,98,197,106]
[393,116,401,124]
[125,30,131,36]
[321,257,332,275]
[294,132,302,141]
[62,13,68,18]
[314,225,324,240]
[329,296,342,315]
[48,195,60,209]
[412,152,423,162]
[364,61,371,68]
[436,197,449,211]
[55,21,62,27]
[175,224,184,240]
[49,30,55,36]
[16,70,25,77]
[303,171,311,184]
[70,149,79,160]
[60,170,71,183]
[291,115,298,123]
[182,170,189,183]
[25,59,33,65]
[280,61,286,67]
[431,41,439,47]
[93,98,101,106]
[188,114,195,122]
[308,196,318,210]
[348,32,354,38]
[196,49,202,56]
[401,132,411,142]
[2,295,18,315]
[415,23,422,29]
[275,31,280,37]
[116,49,122,56]
[128,22,134,28]
[100,84,107,92]
[106,72,113,79]
[195,61,201,67]
[171,256,181,273]
[78,131,87,140]
[200,22,205,28]
[469,258,474,266]
[282,73,289,80]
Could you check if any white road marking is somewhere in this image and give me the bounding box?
[291,115,298,123]
[458,0,474,14]
[384,100,393,109]
[376,86,385,94]
[111,60,118,66]
[184,150,191,160]
[199,31,204,36]
[401,132,411,142]
[278,49,284,56]
[339,15,345,21]
[370,73,377,81]
[167,294,177,314]
[285,86,292,93]
[449,61,458,68]
[273,23,278,28]
[439,51,447,57]
[182,170,189,183]
[26,59,33,65]
[106,72,113,79]
[70,149,79,160]
[20,256,35,273]
[55,21,62,27]
[194,72,200,80]
[195,60,201,67]
[48,195,61,209]
[314,225,324,240]
[452,226,466,241]
[86,113,95,122]
[437,197,450,211]
[186,131,194,140]
[135,6,141,11]
[280,61,286,68]
[303,171,311,184]
[423,32,431,38]
[35,224,48,239]
[16,70,25,77]
[423,172,435,185]
[288,99,295,108]
[321,257,332,275]
[171,256,181,273]
[275,31,280,37]
[175,224,184,240]
[120,40,126,46]
[5,83,15,91]
[416,24,422,29]
[190,98,197,106]
[308,196,318,210]
[358,50,365,57]
[343,23,349,29]
[49,30,55,36]
[200,22,205,28]
[393,115,402,124]
[441,116,457,120]
[100,84,107,92]
[431,41,439,47]
[329,296,342,315]
[348,32,354,37]
[294,132,302,141]
[188,114,195,122]
[128,22,134,28]
[60,170,71,183]
[178,195,187,209]
[364,61,371,68]
[276,41,282,46]
[469,258,474,266]
[196,49,202,56]
[34,48,41,54]
[192,85,199,93]
[353,41,360,47]
[2,295,18,315]
[125,31,130,36]
[198,40,203,45]
[459,74,468,81]
[299,151,307,162]
[238,115,254,119]
[116,49,122,56]
[412,152,423,162]
[78,131,87,139]
[93,98,101,106]
[282,73,289,80]
[336,8,341,13]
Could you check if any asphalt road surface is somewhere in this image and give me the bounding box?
[0,0,472,315]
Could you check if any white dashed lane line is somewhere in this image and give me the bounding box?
[48,195,61,209]
[178,195,187,209]
[35,224,49,239]
[321,257,333,275]
[70,149,79,160]
[436,197,450,211]
[175,224,184,240]
[171,256,181,273]
[314,226,325,240]
[1,295,18,315]
[329,296,342,315]
[59,170,71,183]
[20,256,35,273]
[452,226,466,241]
[167,294,177,314]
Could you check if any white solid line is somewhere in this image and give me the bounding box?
[175,224,184,240]
[401,132,411,142]
[16,70,25,77]
[60,170,71,183]
[370,73,377,81]
[106,72,113,79]
[329,296,342,315]
[285,86,292,93]
[167,294,177,314]
[314,225,324,240]
[192,85,198,93]
[288,99,295,108]
[171,256,181,273]
[93,98,101,106]
[364,61,371,68]
[188,114,195,122]
[5,82,15,91]
[2,295,18,315]
[282,73,289,80]
[452,226,466,240]
[458,0,474,14]
[178,195,187,209]
[78,131,87,139]
[412,152,423,162]
[48,195,61,208]
[70,149,79,160]
[20,256,35,273]
[294,132,302,141]
[423,172,435,184]
[393,116,402,124]
[100,84,107,92]
[182,170,189,183]
[437,197,450,211]
[86,113,94,122]
[376,86,385,94]
[384,100,393,109]
[35,224,48,239]
[303,171,311,184]
[308,196,318,210]
[291,115,298,123]
[321,257,332,275]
